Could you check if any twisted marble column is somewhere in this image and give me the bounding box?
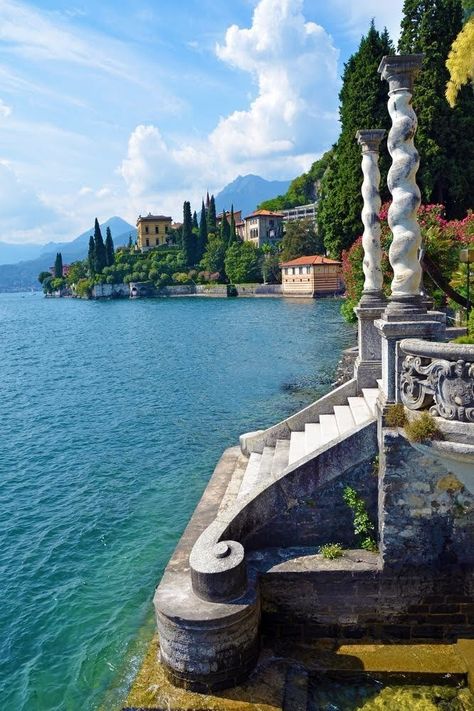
[378,54,424,314]
[356,129,386,305]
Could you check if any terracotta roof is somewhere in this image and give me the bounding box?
[279,255,341,267]
[244,209,284,219]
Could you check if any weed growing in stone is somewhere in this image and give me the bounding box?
[343,486,377,552]
[320,543,344,559]
[404,411,441,443]
[385,403,407,427]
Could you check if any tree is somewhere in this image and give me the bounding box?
[54,252,63,278]
[280,219,325,262]
[88,235,95,275]
[182,201,195,267]
[262,246,282,284]
[197,200,208,263]
[105,226,115,267]
[317,23,394,256]
[229,205,237,245]
[224,242,262,284]
[192,211,199,231]
[207,195,217,233]
[446,15,474,106]
[128,234,133,249]
[398,0,474,217]
[220,209,231,246]
[66,260,88,285]
[38,271,51,284]
[201,232,226,279]
[93,218,107,273]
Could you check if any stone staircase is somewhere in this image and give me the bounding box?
[238,389,379,500]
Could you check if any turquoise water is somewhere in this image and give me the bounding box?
[0,293,355,710]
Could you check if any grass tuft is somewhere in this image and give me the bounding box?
[320,543,344,560]
[404,411,441,443]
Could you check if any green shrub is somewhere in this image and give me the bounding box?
[385,403,407,427]
[343,486,377,552]
[452,335,474,344]
[404,411,441,443]
[320,543,344,560]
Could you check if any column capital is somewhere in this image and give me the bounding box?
[356,129,386,154]
[378,54,424,93]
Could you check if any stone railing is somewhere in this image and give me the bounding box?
[400,338,474,422]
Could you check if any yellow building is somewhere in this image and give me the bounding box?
[136,213,172,251]
[280,255,343,297]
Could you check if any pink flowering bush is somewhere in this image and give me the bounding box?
[341,203,472,322]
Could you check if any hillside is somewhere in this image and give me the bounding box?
[0,217,135,291]
[258,150,333,211]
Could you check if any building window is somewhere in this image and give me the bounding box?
[146,238,149,247]
[298,267,303,274]
[156,238,160,246]
[145,226,149,234]
[306,266,311,274]
[155,226,159,234]
[165,225,169,233]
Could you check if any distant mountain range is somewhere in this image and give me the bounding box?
[0,217,135,292]
[0,174,293,291]
[214,174,291,218]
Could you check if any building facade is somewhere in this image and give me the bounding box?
[281,202,318,226]
[136,213,172,251]
[243,210,284,247]
[280,255,343,297]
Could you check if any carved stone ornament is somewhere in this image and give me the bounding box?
[401,354,474,422]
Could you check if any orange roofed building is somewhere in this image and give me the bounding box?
[280,255,343,298]
[243,209,284,247]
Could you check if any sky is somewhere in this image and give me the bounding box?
[0,0,404,244]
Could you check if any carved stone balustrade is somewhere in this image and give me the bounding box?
[400,338,474,422]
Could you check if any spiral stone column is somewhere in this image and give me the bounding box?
[354,130,386,388]
[379,54,424,314]
[374,55,445,405]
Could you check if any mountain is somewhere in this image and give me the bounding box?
[0,217,136,292]
[214,174,291,218]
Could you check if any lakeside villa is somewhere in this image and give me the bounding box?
[280,254,343,297]
[137,213,173,251]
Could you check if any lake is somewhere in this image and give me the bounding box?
[0,293,355,710]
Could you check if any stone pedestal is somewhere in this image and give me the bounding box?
[375,312,446,405]
[354,302,385,388]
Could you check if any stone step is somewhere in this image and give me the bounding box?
[272,439,290,476]
[304,423,322,455]
[319,414,339,445]
[362,387,379,415]
[333,405,356,434]
[288,431,306,465]
[347,396,372,426]
[259,446,276,487]
[238,452,262,498]
[282,665,309,711]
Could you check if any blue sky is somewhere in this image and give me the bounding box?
[0,0,404,244]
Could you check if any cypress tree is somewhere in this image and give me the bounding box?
[105,226,115,267]
[182,201,195,267]
[207,195,217,233]
[229,205,237,245]
[220,209,231,247]
[88,235,95,275]
[93,218,107,273]
[192,211,199,231]
[54,252,63,278]
[318,23,394,256]
[398,0,474,217]
[197,200,208,263]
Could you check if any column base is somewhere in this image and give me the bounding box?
[354,300,386,390]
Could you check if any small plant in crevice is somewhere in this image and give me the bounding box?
[404,411,441,443]
[320,543,344,560]
[385,403,407,428]
[343,486,377,552]
[372,454,380,477]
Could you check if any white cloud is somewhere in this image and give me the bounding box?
[0,98,12,116]
[119,0,340,218]
[329,0,404,44]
